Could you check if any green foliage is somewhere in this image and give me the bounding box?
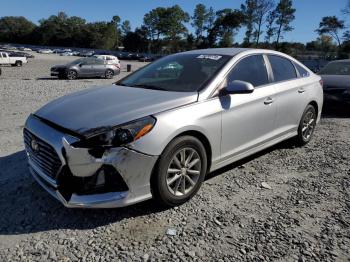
[275,0,296,45]
[0,16,36,43]
[316,16,345,46]
[192,4,209,40]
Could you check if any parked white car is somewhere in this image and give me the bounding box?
[37,49,54,54]
[0,52,27,66]
[94,55,120,68]
[60,52,74,56]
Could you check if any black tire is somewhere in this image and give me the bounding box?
[15,61,22,67]
[295,104,317,146]
[151,136,207,207]
[105,69,114,79]
[66,70,77,80]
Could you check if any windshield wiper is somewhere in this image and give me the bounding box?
[131,84,167,91]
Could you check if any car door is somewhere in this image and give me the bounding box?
[79,58,95,76]
[91,58,107,76]
[266,55,310,135]
[0,52,8,64]
[220,54,277,162]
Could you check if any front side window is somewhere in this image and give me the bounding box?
[319,62,350,75]
[227,55,269,87]
[268,55,297,82]
[118,54,231,92]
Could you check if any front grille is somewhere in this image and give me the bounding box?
[24,129,62,179]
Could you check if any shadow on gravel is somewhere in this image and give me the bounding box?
[0,150,168,235]
[206,138,296,181]
[321,104,350,119]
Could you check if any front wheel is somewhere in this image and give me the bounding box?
[151,136,207,207]
[15,61,22,67]
[66,70,77,80]
[295,104,317,146]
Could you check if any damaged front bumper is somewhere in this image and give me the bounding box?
[24,115,158,208]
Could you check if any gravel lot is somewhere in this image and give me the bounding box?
[0,53,349,261]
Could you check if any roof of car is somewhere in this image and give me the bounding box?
[183,48,252,56]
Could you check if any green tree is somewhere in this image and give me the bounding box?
[316,16,345,47]
[0,16,36,44]
[275,0,296,45]
[265,10,277,43]
[121,20,131,37]
[192,4,208,41]
[254,0,274,44]
[208,9,244,47]
[241,0,256,45]
[112,15,121,48]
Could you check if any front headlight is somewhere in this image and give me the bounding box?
[73,116,156,148]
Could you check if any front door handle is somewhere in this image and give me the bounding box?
[264,97,274,105]
[298,88,306,93]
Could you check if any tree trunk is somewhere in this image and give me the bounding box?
[256,17,263,45]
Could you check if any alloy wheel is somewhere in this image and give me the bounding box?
[302,110,316,140]
[166,147,201,196]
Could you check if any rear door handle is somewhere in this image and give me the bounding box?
[298,88,306,93]
[264,97,274,105]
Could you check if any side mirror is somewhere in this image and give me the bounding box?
[221,80,255,95]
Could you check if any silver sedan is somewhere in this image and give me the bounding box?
[24,48,323,208]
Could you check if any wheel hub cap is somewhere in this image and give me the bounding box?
[166,148,201,196]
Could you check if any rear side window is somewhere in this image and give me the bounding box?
[268,55,297,82]
[227,55,269,87]
[294,63,310,78]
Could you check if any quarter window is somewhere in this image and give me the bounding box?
[227,55,269,87]
[268,55,297,82]
[294,63,310,78]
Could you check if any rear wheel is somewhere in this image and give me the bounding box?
[151,136,207,207]
[105,69,114,79]
[66,70,77,80]
[15,61,22,67]
[295,104,317,146]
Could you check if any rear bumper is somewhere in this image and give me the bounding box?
[24,114,158,208]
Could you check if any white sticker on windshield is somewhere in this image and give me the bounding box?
[197,55,222,60]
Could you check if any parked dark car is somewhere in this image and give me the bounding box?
[8,52,34,59]
[79,51,95,57]
[318,60,350,106]
[50,57,120,80]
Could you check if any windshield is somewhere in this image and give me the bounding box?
[117,53,231,92]
[319,62,350,75]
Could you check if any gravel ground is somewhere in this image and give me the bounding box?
[0,53,349,261]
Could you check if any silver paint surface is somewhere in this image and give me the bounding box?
[24,48,324,208]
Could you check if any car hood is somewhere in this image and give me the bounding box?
[320,75,350,89]
[34,85,198,137]
[51,65,67,70]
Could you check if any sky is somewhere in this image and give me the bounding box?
[0,0,348,44]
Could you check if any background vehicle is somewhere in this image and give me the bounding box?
[79,50,94,57]
[18,47,32,51]
[94,54,120,68]
[319,60,350,106]
[0,51,27,66]
[8,51,34,59]
[37,49,53,54]
[25,48,323,208]
[60,52,74,56]
[50,57,120,80]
